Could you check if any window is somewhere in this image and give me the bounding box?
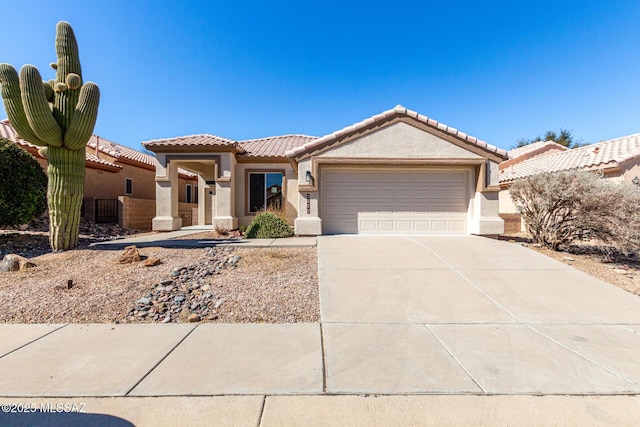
[248,172,283,213]
[186,184,192,203]
[194,185,198,204]
[125,178,132,195]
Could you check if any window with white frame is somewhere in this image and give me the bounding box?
[248,172,283,213]
[125,178,132,195]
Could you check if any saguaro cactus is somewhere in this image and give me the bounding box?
[0,21,99,251]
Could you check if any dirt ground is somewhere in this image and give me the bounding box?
[0,238,319,324]
[1,231,639,324]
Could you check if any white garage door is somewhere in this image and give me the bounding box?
[321,169,470,234]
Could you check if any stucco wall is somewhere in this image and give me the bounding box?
[317,122,484,159]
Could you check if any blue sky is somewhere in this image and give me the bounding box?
[1,1,639,152]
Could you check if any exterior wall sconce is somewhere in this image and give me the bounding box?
[633,177,640,187]
[305,170,312,184]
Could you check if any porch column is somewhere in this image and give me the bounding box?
[213,153,238,230]
[294,159,322,235]
[152,154,182,231]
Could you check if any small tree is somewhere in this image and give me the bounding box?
[509,170,640,254]
[513,128,584,149]
[0,138,48,226]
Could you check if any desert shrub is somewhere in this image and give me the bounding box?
[261,204,289,222]
[0,139,48,227]
[245,212,294,239]
[509,170,640,254]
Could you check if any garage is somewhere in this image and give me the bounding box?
[320,168,470,234]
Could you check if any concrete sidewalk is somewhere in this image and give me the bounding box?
[90,225,317,249]
[2,235,640,425]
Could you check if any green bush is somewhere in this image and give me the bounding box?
[0,138,48,227]
[245,212,294,239]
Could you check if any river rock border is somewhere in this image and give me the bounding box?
[127,246,241,323]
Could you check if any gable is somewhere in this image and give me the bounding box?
[317,121,483,159]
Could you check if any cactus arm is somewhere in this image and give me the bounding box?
[64,82,99,150]
[42,80,54,102]
[54,21,81,131]
[0,64,48,146]
[20,65,63,146]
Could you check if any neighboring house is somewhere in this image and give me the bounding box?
[143,105,508,236]
[499,133,640,232]
[0,119,197,230]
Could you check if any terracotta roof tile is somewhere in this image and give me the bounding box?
[1,120,122,169]
[87,135,155,167]
[142,134,239,150]
[0,120,201,177]
[239,134,317,158]
[285,105,508,158]
[499,133,640,183]
[507,140,568,159]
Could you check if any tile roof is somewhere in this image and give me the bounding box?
[143,134,239,150]
[507,140,568,159]
[0,119,196,177]
[239,134,317,158]
[0,120,121,170]
[285,105,508,159]
[499,133,640,183]
[87,135,155,167]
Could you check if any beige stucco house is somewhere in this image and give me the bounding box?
[143,105,508,235]
[499,133,640,232]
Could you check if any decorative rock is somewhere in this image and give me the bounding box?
[563,256,575,262]
[118,246,141,264]
[0,254,37,272]
[144,258,161,267]
[128,246,239,323]
[614,269,628,275]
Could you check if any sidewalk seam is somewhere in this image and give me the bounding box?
[124,324,199,396]
[525,324,640,391]
[404,236,524,323]
[0,324,68,360]
[424,324,487,394]
[257,395,267,427]
[320,323,328,393]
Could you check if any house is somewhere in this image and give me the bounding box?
[0,119,198,230]
[143,105,508,236]
[499,133,640,232]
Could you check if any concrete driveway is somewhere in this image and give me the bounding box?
[319,235,640,395]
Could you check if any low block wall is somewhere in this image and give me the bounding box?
[119,196,155,231]
[500,213,523,234]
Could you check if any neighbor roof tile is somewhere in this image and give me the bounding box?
[499,133,640,183]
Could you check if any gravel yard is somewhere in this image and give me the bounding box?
[0,240,319,324]
[2,230,639,325]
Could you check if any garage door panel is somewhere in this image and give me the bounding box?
[321,169,469,234]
